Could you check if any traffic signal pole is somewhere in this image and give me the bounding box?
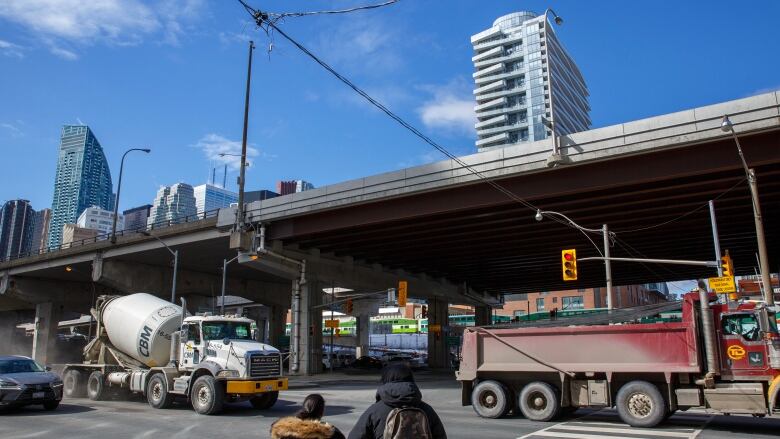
[709,201,724,277]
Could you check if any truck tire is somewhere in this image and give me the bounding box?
[63,369,86,398]
[146,374,174,409]
[616,381,666,428]
[250,391,279,409]
[191,375,225,415]
[87,371,106,401]
[519,381,560,421]
[471,380,511,418]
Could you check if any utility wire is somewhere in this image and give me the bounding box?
[270,0,399,18]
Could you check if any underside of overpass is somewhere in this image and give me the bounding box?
[266,130,779,295]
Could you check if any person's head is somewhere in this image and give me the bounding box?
[381,363,415,384]
[296,393,325,420]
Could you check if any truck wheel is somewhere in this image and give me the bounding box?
[87,371,105,401]
[191,375,225,415]
[519,381,560,421]
[250,391,279,409]
[471,380,511,418]
[146,374,174,409]
[616,381,666,428]
[63,370,86,398]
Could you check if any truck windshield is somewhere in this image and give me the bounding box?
[201,322,253,341]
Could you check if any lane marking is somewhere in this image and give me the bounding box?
[553,424,695,437]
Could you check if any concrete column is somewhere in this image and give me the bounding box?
[297,278,323,375]
[31,302,61,365]
[426,298,449,369]
[356,313,371,358]
[267,304,287,348]
[474,305,491,327]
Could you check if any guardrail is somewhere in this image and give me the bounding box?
[1,209,221,263]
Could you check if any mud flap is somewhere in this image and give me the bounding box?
[462,380,473,406]
[768,375,780,412]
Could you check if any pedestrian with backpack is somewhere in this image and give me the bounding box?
[347,364,447,439]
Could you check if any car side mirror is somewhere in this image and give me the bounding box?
[45,366,51,371]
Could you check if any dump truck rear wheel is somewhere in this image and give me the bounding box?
[616,381,666,428]
[191,375,224,415]
[519,381,560,421]
[146,374,174,409]
[471,380,511,418]
[87,371,105,401]
[250,391,279,409]
[63,370,86,398]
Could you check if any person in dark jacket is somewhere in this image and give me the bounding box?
[271,393,346,439]
[347,364,447,439]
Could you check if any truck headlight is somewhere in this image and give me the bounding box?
[216,370,240,378]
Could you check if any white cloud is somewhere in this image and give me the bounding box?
[417,78,476,136]
[0,122,24,137]
[0,0,204,56]
[315,15,402,74]
[0,39,24,58]
[194,133,260,171]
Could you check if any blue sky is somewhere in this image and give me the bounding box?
[1,0,779,218]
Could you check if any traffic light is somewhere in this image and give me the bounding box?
[398,281,408,307]
[721,251,734,277]
[346,299,353,314]
[562,249,577,281]
[421,305,428,319]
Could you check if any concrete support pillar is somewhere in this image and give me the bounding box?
[297,278,323,375]
[426,298,448,369]
[474,305,491,327]
[267,304,287,348]
[32,302,61,365]
[356,313,371,358]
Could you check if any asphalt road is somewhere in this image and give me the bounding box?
[2,377,780,439]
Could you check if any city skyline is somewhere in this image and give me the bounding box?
[1,2,778,213]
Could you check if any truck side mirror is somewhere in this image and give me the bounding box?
[252,328,259,340]
[180,329,188,343]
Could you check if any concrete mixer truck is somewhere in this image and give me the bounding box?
[61,293,287,415]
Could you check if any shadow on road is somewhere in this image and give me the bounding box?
[0,403,96,416]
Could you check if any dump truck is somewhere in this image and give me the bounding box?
[61,293,287,415]
[457,290,780,427]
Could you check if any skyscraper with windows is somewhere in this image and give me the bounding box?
[147,183,197,226]
[471,11,590,150]
[47,125,113,248]
[30,208,51,253]
[0,200,35,260]
[123,204,152,231]
[276,180,315,196]
[193,184,238,214]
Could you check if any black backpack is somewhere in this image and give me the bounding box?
[382,406,432,439]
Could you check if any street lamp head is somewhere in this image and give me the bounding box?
[553,15,563,25]
[720,115,734,132]
[535,210,544,222]
[141,148,151,153]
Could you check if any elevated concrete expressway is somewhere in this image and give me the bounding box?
[1,92,779,372]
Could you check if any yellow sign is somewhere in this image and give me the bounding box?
[709,276,736,293]
[325,319,340,329]
[727,345,746,360]
[429,324,442,333]
[398,281,408,307]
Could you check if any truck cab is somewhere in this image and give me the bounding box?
[715,303,780,378]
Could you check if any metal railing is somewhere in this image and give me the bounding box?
[1,209,221,263]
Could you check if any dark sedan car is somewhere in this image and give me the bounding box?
[351,356,383,370]
[0,356,62,410]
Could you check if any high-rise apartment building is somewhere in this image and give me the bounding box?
[61,223,99,246]
[77,206,124,237]
[276,180,314,196]
[0,200,35,260]
[471,11,590,150]
[47,125,113,248]
[30,208,51,253]
[123,204,152,231]
[193,184,238,214]
[147,183,197,226]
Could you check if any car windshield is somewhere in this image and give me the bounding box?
[0,359,45,374]
[201,321,253,341]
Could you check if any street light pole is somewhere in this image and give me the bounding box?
[536,209,615,310]
[542,9,564,165]
[221,254,240,315]
[721,115,774,306]
[140,231,178,303]
[111,148,151,243]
